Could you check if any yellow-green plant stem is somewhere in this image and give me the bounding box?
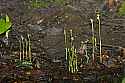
[64,29,78,73]
[97,13,102,63]
[28,34,32,62]
[64,29,68,60]
[25,39,28,60]
[71,45,74,73]
[90,19,95,62]
[19,39,22,61]
[67,48,70,71]
[70,29,73,47]
[70,29,78,73]
[70,29,74,73]
[21,36,25,61]
[75,48,78,71]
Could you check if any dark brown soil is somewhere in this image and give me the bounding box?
[0,0,125,83]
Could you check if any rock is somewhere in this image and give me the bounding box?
[46,27,63,36]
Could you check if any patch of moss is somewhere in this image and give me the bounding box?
[54,0,65,6]
[30,0,50,8]
[29,0,66,9]
[118,1,125,16]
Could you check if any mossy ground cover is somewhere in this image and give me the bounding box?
[29,0,66,9]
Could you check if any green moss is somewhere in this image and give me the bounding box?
[54,0,65,6]
[29,0,66,9]
[118,1,125,16]
[30,0,49,8]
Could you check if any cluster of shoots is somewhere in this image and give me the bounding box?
[64,29,78,73]
[19,34,32,62]
[90,10,102,63]
[64,11,102,72]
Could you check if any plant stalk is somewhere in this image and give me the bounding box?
[28,34,32,62]
[97,13,102,63]
[90,19,95,62]
[19,40,22,61]
[64,29,68,60]
[25,39,28,60]
[21,36,25,61]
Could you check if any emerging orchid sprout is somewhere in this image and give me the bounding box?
[97,12,102,63]
[90,19,95,62]
[19,39,22,61]
[64,29,78,73]
[28,34,32,62]
[21,35,25,60]
[64,29,68,60]
[19,34,32,62]
[25,39,28,59]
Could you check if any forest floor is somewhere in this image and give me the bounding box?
[0,0,125,83]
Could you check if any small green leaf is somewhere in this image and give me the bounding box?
[0,15,12,35]
[54,0,65,6]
